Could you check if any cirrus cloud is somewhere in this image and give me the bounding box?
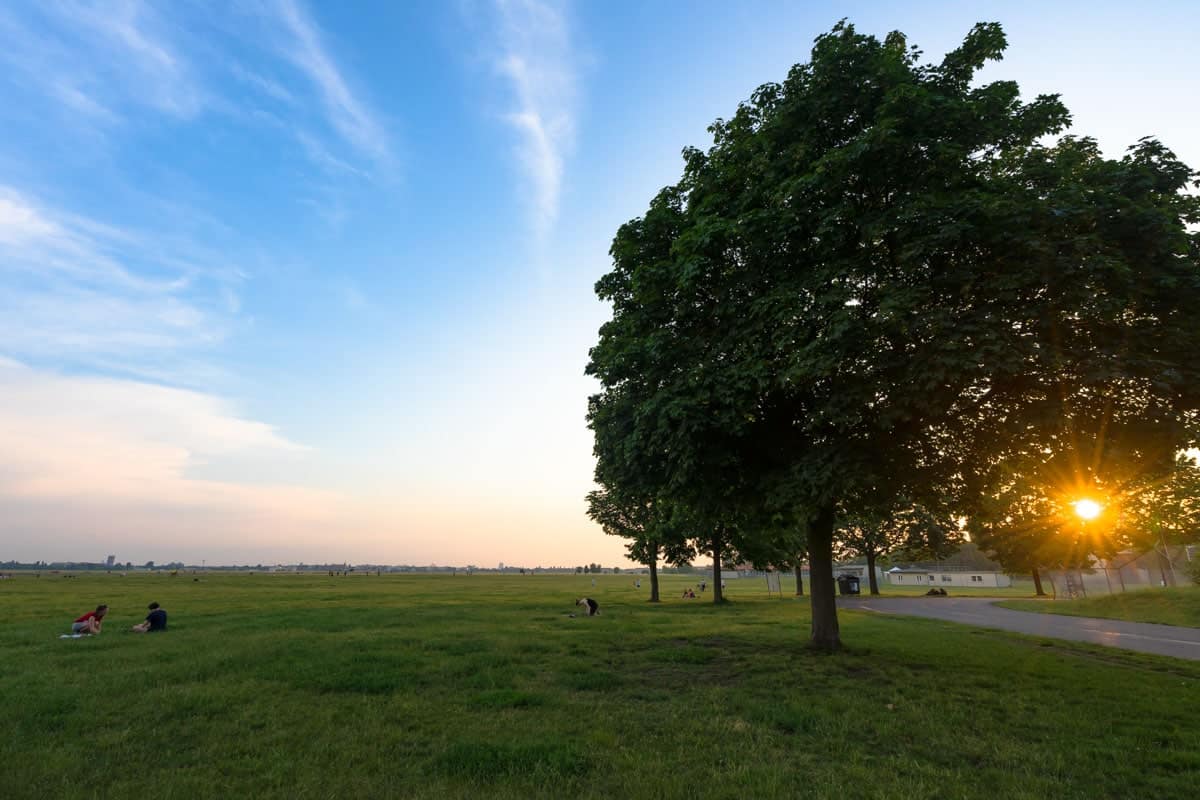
[482,0,579,241]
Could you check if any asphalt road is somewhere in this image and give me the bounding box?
[839,596,1200,661]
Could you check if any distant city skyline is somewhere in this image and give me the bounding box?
[1,1,1197,566]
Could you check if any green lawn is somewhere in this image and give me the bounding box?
[3,572,1197,799]
[998,586,1200,628]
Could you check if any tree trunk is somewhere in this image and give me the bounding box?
[1031,567,1045,597]
[808,505,840,650]
[711,527,724,604]
[866,550,879,595]
[794,563,804,596]
[648,557,660,603]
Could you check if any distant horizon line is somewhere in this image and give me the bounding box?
[0,559,683,572]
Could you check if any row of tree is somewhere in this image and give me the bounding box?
[587,489,964,598]
[585,22,1200,649]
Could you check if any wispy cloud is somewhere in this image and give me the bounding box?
[296,131,370,179]
[0,1,390,187]
[273,0,391,166]
[0,186,238,379]
[487,0,578,239]
[0,357,346,560]
[228,62,296,106]
[36,0,204,119]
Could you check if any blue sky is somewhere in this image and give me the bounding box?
[1,0,1196,566]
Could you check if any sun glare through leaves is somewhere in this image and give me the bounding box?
[1073,498,1103,521]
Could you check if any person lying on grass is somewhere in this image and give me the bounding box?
[131,602,167,633]
[71,604,108,635]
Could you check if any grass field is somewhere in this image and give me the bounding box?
[998,586,1200,628]
[4,572,1198,800]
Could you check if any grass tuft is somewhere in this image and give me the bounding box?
[559,668,622,691]
[434,740,590,779]
[469,689,545,709]
[999,586,1200,627]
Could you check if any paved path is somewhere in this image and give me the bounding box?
[839,596,1200,661]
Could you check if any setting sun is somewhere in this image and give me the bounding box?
[1073,498,1103,520]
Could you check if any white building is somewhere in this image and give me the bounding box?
[832,564,886,587]
[886,567,1011,588]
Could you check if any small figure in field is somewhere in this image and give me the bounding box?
[576,597,600,616]
[591,578,596,588]
[635,579,641,589]
[699,580,706,592]
[131,602,167,633]
[72,604,108,635]
[721,580,727,591]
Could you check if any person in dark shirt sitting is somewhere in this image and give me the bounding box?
[131,602,167,633]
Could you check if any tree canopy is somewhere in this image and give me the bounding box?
[587,21,1200,649]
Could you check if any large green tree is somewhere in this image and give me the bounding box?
[588,22,1200,649]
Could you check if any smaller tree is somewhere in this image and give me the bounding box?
[729,513,808,597]
[587,488,692,602]
[1111,455,1200,586]
[836,513,896,596]
[968,450,1175,594]
[776,546,808,597]
[838,505,959,595]
[893,507,964,565]
[693,525,732,604]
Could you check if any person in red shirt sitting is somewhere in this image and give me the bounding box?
[71,604,108,635]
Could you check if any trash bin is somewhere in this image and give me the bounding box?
[836,574,861,595]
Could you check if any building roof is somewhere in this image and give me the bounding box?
[886,566,1005,574]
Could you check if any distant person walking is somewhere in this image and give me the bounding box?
[131,602,167,633]
[71,605,107,635]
